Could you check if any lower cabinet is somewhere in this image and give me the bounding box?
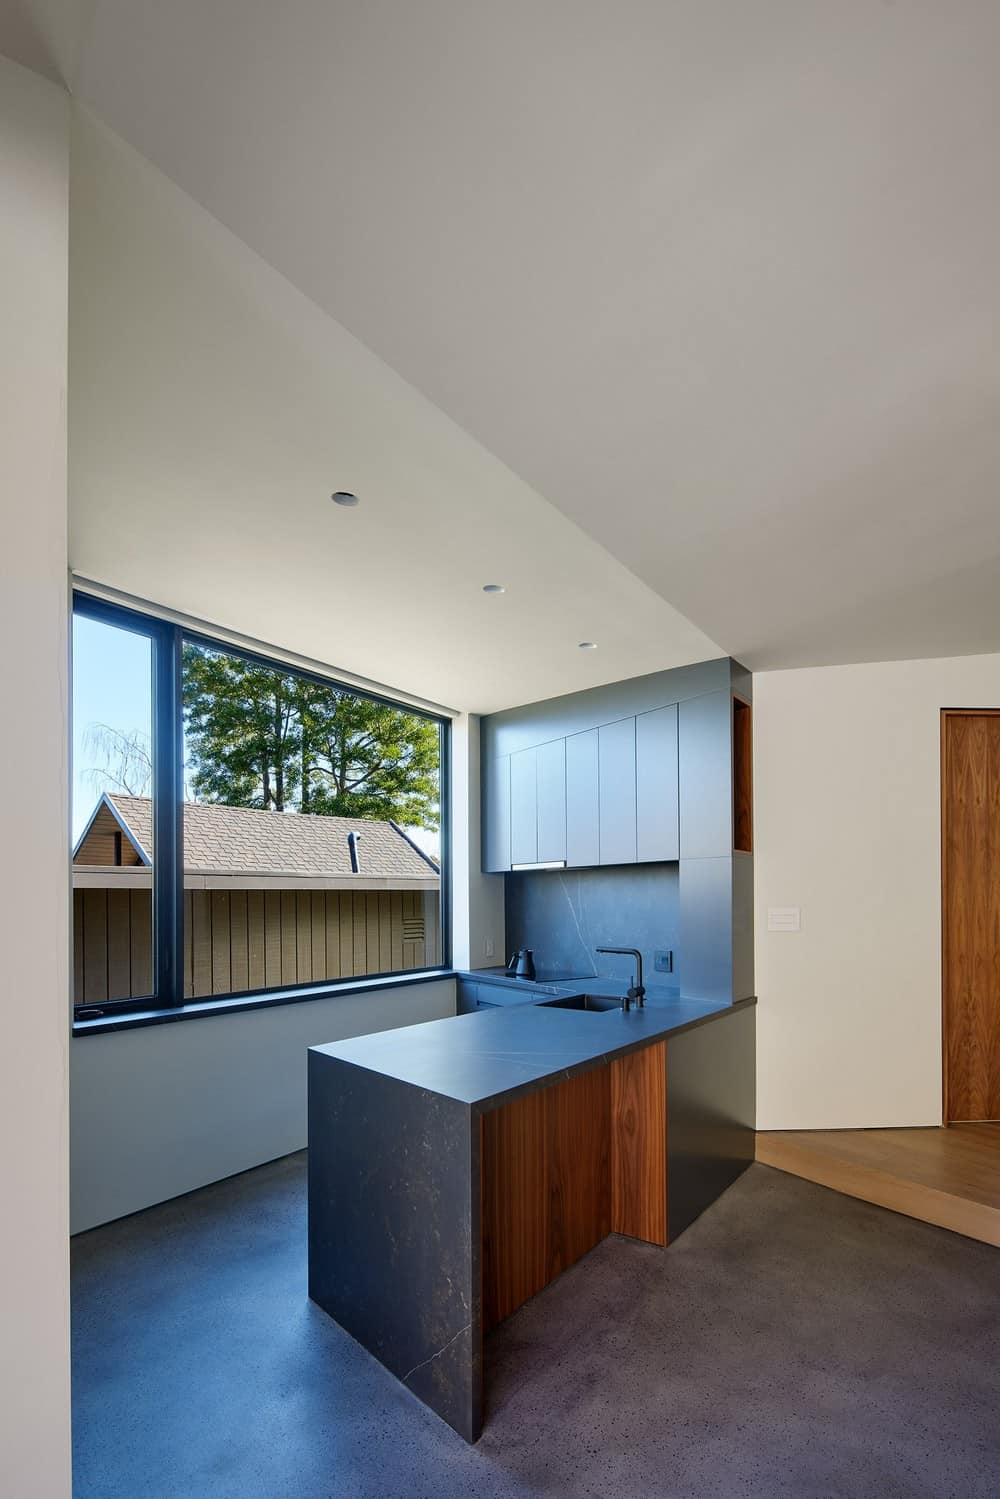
[456,979,502,1014]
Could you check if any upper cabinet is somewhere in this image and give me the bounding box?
[536,739,567,863]
[480,659,748,874]
[482,710,680,872]
[482,754,511,873]
[565,729,599,867]
[636,705,679,861]
[678,690,732,859]
[507,739,568,867]
[510,747,539,865]
[598,718,637,865]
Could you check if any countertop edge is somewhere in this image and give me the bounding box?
[309,996,756,1114]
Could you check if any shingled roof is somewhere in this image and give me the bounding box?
[74,794,439,882]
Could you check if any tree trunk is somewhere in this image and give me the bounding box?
[274,688,284,810]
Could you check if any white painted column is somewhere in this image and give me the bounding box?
[0,56,72,1499]
[450,713,504,972]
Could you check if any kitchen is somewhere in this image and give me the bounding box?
[308,656,756,1439]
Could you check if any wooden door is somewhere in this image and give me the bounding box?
[942,711,1000,1122]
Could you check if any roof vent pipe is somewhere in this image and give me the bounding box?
[347,831,362,874]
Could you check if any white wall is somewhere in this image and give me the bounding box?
[755,652,1000,1131]
[71,979,455,1234]
[0,55,72,1499]
[450,714,505,971]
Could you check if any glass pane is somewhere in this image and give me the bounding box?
[181,641,443,997]
[72,614,154,1005]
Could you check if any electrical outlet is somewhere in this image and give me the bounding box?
[653,949,673,974]
[484,937,496,959]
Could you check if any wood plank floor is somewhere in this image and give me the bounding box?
[756,1123,1000,1247]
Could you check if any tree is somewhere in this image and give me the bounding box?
[83,723,153,797]
[182,647,300,810]
[182,644,440,829]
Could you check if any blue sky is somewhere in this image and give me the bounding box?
[72,614,152,842]
[71,615,441,858]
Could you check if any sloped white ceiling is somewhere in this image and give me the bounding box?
[68,112,720,712]
[14,1,1000,676]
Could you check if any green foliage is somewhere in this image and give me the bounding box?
[182,644,440,830]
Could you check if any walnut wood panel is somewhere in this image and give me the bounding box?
[757,1124,1000,1247]
[547,1066,612,1275]
[610,1042,667,1245]
[733,696,753,853]
[481,1067,611,1332]
[481,1089,548,1331]
[942,711,1000,1121]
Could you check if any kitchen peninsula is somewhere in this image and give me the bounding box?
[308,988,754,1441]
[309,656,756,1441]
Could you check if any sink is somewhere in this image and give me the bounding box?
[538,994,623,1013]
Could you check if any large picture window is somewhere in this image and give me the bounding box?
[72,594,448,1020]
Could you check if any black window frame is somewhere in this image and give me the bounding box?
[72,591,451,1024]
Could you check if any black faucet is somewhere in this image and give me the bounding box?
[596,947,645,1011]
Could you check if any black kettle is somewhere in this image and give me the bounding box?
[506,948,536,981]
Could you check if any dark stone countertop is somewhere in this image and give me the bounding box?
[310,992,756,1112]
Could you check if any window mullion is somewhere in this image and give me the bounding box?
[153,623,184,1005]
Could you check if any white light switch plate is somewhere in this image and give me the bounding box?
[768,906,801,932]
[484,937,496,958]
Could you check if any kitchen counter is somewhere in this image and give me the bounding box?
[312,991,751,1109]
[309,987,755,1442]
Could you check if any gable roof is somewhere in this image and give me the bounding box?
[74,794,439,882]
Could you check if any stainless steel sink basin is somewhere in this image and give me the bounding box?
[538,994,623,1013]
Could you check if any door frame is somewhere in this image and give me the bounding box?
[940,708,1000,1124]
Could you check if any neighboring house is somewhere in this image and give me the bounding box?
[73,794,441,1004]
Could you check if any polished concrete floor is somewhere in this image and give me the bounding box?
[72,1154,1000,1498]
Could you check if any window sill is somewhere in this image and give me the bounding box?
[71,969,456,1036]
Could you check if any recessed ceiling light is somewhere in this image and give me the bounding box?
[482,583,505,593]
[578,641,598,649]
[331,491,360,507]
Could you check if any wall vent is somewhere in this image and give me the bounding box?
[402,915,425,942]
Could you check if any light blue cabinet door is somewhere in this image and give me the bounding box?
[679,690,732,858]
[636,704,679,861]
[510,747,538,865]
[598,717,637,866]
[536,739,567,863]
[482,754,511,872]
[566,728,600,867]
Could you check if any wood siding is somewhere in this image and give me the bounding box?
[73,887,440,1003]
[75,804,145,866]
